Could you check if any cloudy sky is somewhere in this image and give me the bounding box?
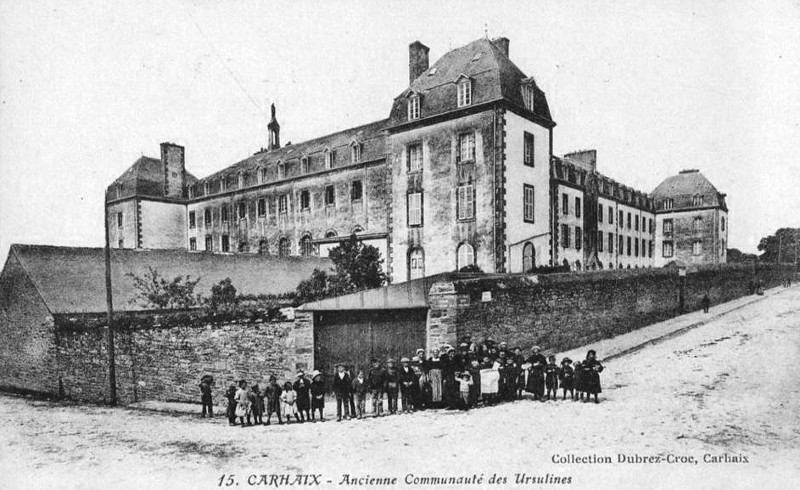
[1,0,799,260]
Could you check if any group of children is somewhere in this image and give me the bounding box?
[205,337,605,427]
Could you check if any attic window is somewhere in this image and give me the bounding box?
[521,83,535,112]
[324,149,335,170]
[220,177,227,192]
[204,182,210,195]
[259,167,267,184]
[277,161,285,180]
[457,78,472,107]
[301,156,310,174]
[188,186,196,198]
[350,142,362,163]
[238,172,245,189]
[115,183,122,199]
[408,94,420,120]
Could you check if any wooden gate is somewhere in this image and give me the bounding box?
[314,308,428,390]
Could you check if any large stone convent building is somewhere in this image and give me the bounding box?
[106,37,728,282]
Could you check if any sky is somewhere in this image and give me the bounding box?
[1,0,799,261]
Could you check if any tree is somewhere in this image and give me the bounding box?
[209,277,238,312]
[127,266,201,310]
[727,248,758,263]
[757,228,799,263]
[295,268,330,305]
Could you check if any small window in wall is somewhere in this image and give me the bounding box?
[279,195,288,215]
[562,194,569,215]
[644,239,649,258]
[635,215,639,231]
[324,149,335,170]
[627,236,632,256]
[189,211,196,228]
[221,235,230,252]
[664,219,673,234]
[301,157,310,174]
[618,210,623,225]
[204,209,212,227]
[258,239,268,255]
[457,78,472,107]
[522,242,534,272]
[204,182,210,195]
[205,235,213,252]
[408,192,423,226]
[608,206,614,224]
[221,177,227,192]
[409,248,425,280]
[221,205,229,222]
[279,237,290,257]
[598,231,604,252]
[608,233,614,254]
[457,243,475,270]
[693,195,704,206]
[598,204,603,223]
[575,260,582,271]
[575,197,582,219]
[117,212,123,227]
[663,241,674,258]
[627,212,632,229]
[325,185,336,207]
[721,216,726,232]
[408,95,420,120]
[523,184,535,223]
[118,238,124,249]
[238,172,245,189]
[635,238,639,257]
[407,143,422,172]
[619,235,624,255]
[258,198,267,217]
[259,168,267,184]
[300,235,314,256]
[456,132,476,163]
[457,184,475,221]
[277,162,285,180]
[693,240,702,255]
[300,190,311,210]
[351,142,362,163]
[351,180,363,202]
[189,237,196,251]
[237,202,247,220]
[575,227,583,250]
[561,224,570,248]
[523,132,535,167]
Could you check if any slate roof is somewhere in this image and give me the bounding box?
[388,38,553,126]
[1,244,330,314]
[651,169,727,211]
[107,156,198,202]
[190,118,389,197]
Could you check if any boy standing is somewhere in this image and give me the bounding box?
[559,358,575,400]
[351,370,369,419]
[398,357,418,413]
[199,375,214,418]
[293,371,312,422]
[367,358,387,417]
[544,355,559,401]
[310,370,326,421]
[332,363,352,421]
[385,358,400,415]
[264,375,283,425]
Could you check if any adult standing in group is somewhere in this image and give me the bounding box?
[293,371,312,422]
[582,349,604,404]
[367,358,387,417]
[398,357,419,413]
[425,348,445,407]
[199,375,214,418]
[332,363,352,421]
[526,346,547,401]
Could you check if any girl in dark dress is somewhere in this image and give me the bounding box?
[582,350,604,403]
[526,346,547,401]
[310,371,326,421]
[544,355,559,401]
[293,371,312,422]
[558,358,575,400]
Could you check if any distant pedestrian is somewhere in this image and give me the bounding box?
[310,371,325,422]
[701,294,710,314]
[225,383,237,426]
[352,370,369,419]
[293,371,312,422]
[234,380,252,427]
[332,363,352,421]
[264,375,282,425]
[367,358,387,417]
[582,350,604,404]
[280,382,300,424]
[199,375,214,418]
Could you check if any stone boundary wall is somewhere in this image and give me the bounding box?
[427,264,793,357]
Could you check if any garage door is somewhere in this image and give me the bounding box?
[314,308,428,390]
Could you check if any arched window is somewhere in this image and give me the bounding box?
[300,235,314,256]
[238,241,249,253]
[409,248,425,280]
[609,262,614,269]
[258,239,269,255]
[457,243,475,271]
[325,230,337,238]
[562,259,569,268]
[522,242,534,272]
[575,260,582,271]
[351,225,364,235]
[279,237,291,257]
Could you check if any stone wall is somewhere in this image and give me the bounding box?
[427,264,792,357]
[53,317,311,405]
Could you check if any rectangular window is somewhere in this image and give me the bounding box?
[279,195,288,215]
[205,235,213,252]
[189,237,196,251]
[649,218,654,233]
[635,238,639,257]
[618,210,623,226]
[457,184,475,220]
[663,241,674,257]
[257,198,266,217]
[575,227,583,250]
[237,202,247,220]
[562,194,569,215]
[408,96,420,120]
[408,192,423,226]
[609,206,614,224]
[663,219,673,234]
[598,204,603,223]
[608,233,614,254]
[561,224,570,248]
[642,239,647,258]
[663,198,674,210]
[351,180,363,202]
[619,235,624,255]
[117,212,123,227]
[575,197,582,218]
[693,240,702,255]
[635,215,639,231]
[221,205,229,223]
[221,235,230,253]
[523,132,535,167]
[204,209,212,227]
[277,163,285,180]
[118,238,124,249]
[598,231,604,252]
[457,133,476,163]
[457,80,472,107]
[300,190,311,210]
[627,236,632,256]
[407,143,422,172]
[189,211,196,229]
[325,185,335,207]
[324,150,335,170]
[351,144,361,164]
[523,184,535,223]
[259,168,267,184]
[301,157,309,174]
[627,212,632,229]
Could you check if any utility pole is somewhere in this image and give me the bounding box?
[103,191,118,406]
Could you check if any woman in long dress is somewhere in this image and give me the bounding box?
[425,348,445,406]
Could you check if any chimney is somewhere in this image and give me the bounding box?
[563,149,597,172]
[409,41,430,84]
[491,37,510,58]
[267,103,280,150]
[160,142,186,198]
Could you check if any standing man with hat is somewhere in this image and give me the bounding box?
[398,357,419,413]
[293,370,312,422]
[367,358,387,417]
[332,363,352,421]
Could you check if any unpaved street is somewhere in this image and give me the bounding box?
[2,288,799,490]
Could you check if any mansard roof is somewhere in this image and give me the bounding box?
[389,38,553,126]
[651,169,727,211]
[551,156,655,211]
[192,118,389,194]
[106,156,197,202]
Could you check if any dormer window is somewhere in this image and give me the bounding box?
[301,156,310,174]
[457,77,472,107]
[115,183,122,199]
[408,94,420,120]
[259,167,267,184]
[692,195,704,206]
[204,182,210,195]
[188,186,195,198]
[521,79,536,112]
[220,177,227,192]
[663,198,674,210]
[238,172,245,189]
[324,148,334,170]
[277,161,285,180]
[350,142,362,164]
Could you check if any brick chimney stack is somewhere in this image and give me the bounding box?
[160,142,185,199]
[409,41,430,84]
[491,37,510,58]
[267,103,280,150]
